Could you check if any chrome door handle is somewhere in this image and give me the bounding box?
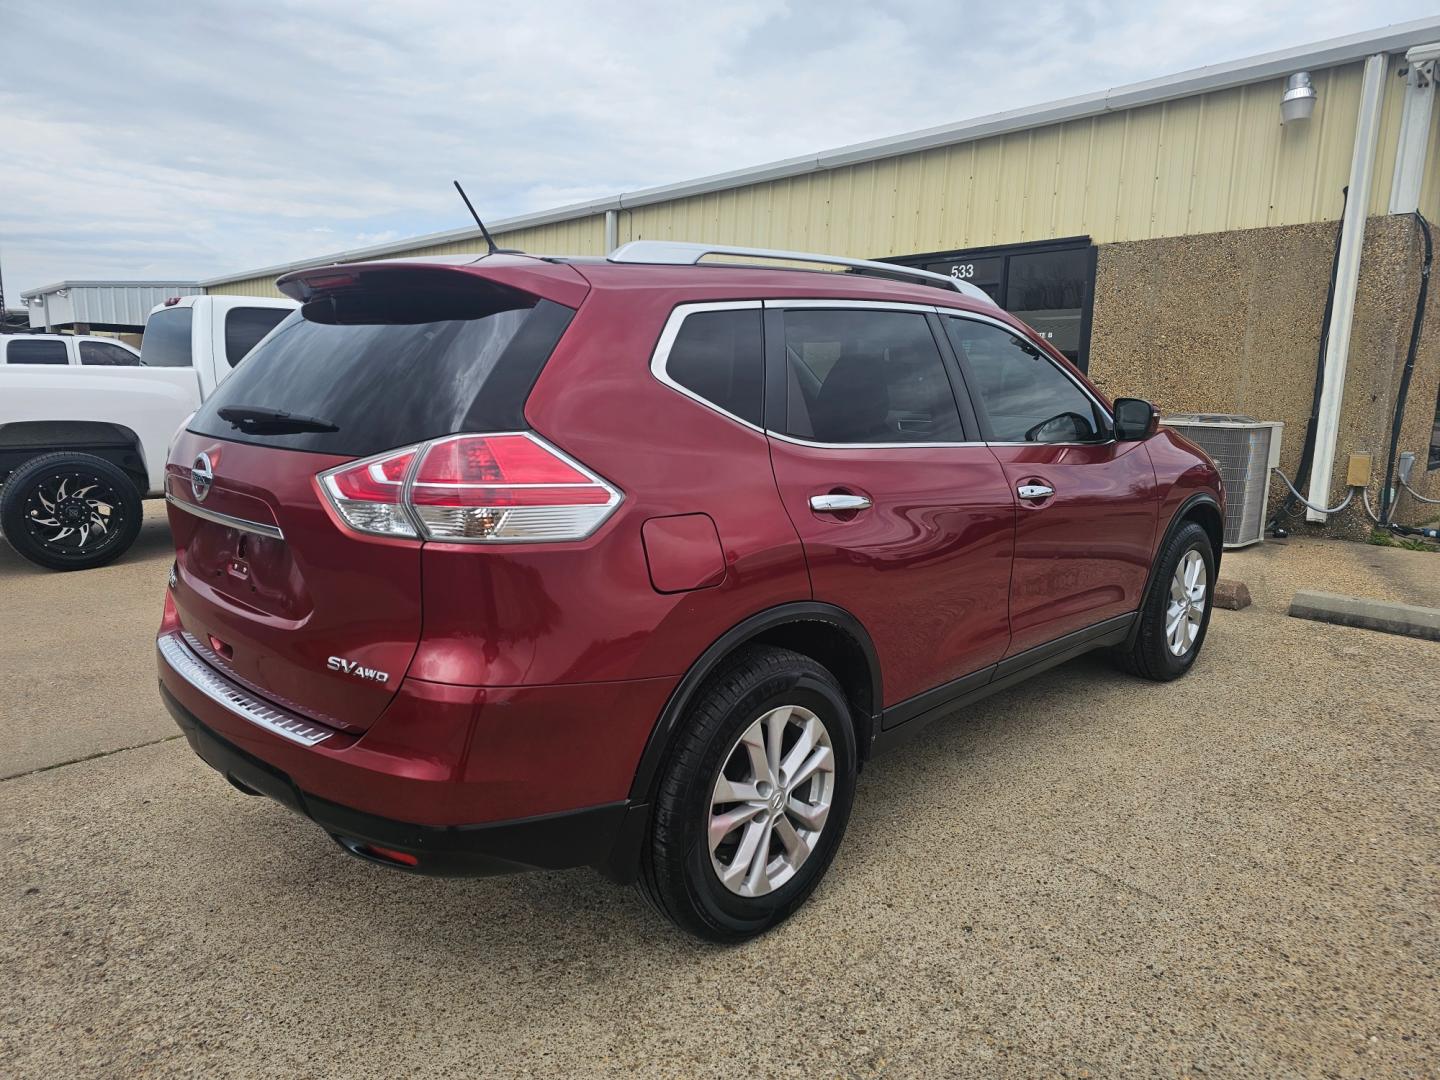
[1017,483,1055,501]
[810,493,872,513]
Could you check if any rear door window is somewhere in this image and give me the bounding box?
[778,309,964,444]
[5,339,69,364]
[189,287,574,457]
[224,306,290,367]
[663,308,764,426]
[79,341,141,366]
[141,308,194,367]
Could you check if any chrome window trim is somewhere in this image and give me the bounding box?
[767,430,986,450]
[765,300,976,449]
[649,297,1116,451]
[158,632,333,746]
[762,298,941,314]
[648,301,766,433]
[165,494,284,540]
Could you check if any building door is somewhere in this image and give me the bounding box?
[892,238,1097,372]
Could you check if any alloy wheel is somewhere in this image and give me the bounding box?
[1165,548,1207,656]
[22,470,127,560]
[708,704,836,897]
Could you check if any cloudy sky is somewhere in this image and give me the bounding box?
[0,1,1433,295]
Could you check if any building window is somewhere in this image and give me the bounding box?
[890,237,1097,372]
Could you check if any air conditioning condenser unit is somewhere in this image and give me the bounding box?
[1160,414,1284,548]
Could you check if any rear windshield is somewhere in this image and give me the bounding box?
[141,307,194,367]
[188,286,574,457]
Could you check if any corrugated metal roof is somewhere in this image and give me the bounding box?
[20,279,200,296]
[22,281,202,329]
[200,17,1440,288]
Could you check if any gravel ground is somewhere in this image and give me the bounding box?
[1,504,1437,1078]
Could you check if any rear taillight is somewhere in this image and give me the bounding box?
[317,432,620,543]
[319,446,419,538]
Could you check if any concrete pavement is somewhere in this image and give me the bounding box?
[1,506,1437,1077]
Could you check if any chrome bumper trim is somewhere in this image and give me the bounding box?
[165,494,284,540]
[158,632,332,746]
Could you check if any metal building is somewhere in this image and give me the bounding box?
[202,18,1440,534]
[21,280,201,333]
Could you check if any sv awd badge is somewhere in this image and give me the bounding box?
[327,656,389,684]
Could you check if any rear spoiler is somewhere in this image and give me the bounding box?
[276,256,590,309]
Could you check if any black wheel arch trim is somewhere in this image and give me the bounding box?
[1126,492,1222,649]
[625,601,882,806]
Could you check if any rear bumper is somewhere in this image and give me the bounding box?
[162,682,638,877]
[156,627,667,880]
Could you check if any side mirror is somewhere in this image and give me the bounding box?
[1112,397,1160,441]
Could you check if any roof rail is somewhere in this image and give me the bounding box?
[607,240,995,304]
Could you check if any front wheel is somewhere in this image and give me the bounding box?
[638,645,858,942]
[0,452,144,571]
[1113,521,1215,681]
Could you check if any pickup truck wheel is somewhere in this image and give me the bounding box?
[1,452,143,571]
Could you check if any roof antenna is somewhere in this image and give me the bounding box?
[453,180,520,255]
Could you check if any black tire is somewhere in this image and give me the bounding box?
[638,645,858,943]
[0,452,144,571]
[1113,521,1215,681]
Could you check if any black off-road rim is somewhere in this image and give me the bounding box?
[20,468,129,562]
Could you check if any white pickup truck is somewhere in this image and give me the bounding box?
[1,334,141,367]
[0,294,296,570]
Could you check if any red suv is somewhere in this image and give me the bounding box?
[157,243,1222,941]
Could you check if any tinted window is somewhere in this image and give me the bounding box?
[189,294,573,456]
[141,308,194,367]
[79,341,140,366]
[224,306,289,367]
[945,318,1105,443]
[1004,248,1090,360]
[781,310,962,444]
[665,309,763,426]
[6,339,69,364]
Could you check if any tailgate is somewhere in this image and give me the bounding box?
[165,431,420,733]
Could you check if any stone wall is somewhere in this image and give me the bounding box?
[1087,215,1440,539]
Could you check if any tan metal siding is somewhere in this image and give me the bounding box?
[207,54,1428,297]
[611,59,1395,259]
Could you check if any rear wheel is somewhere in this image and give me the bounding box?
[1114,521,1215,680]
[0,452,143,571]
[638,645,857,942]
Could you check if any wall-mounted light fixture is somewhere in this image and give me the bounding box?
[1281,71,1317,124]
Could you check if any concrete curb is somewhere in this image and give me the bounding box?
[1288,590,1440,642]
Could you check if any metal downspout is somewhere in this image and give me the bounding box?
[604,209,619,255]
[1389,46,1438,214]
[1305,52,1387,522]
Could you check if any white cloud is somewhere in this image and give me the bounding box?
[0,0,1431,292]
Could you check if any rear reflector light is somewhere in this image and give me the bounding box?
[360,844,420,867]
[317,432,620,543]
